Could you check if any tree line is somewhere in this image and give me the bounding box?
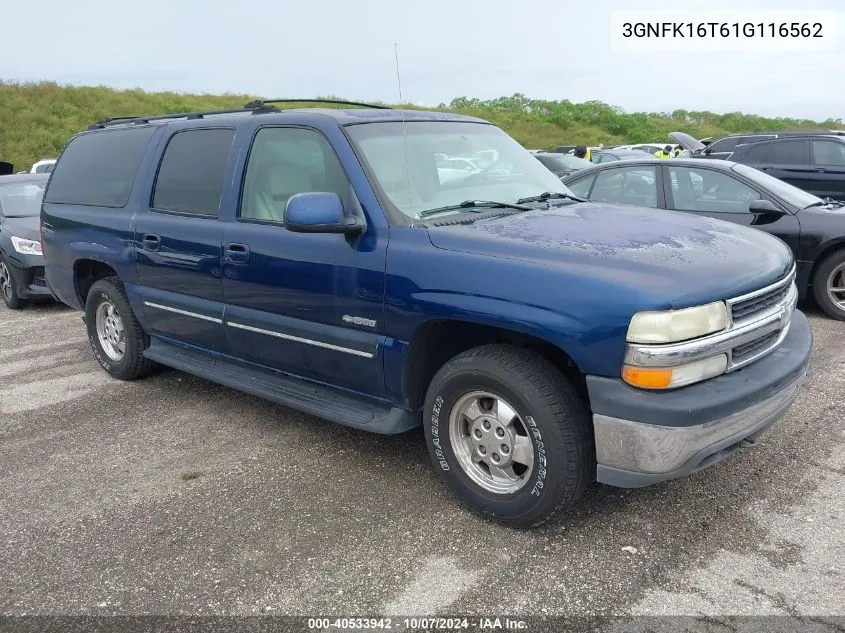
[1,81,839,171]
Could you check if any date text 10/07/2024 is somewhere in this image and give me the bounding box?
[621,22,823,39]
[307,617,529,630]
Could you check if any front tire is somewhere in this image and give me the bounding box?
[85,277,156,380]
[423,344,594,527]
[0,257,28,310]
[812,249,845,321]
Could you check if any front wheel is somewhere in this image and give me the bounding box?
[85,277,157,380]
[423,345,594,527]
[812,249,845,321]
[0,257,28,310]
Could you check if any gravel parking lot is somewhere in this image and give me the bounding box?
[0,302,842,629]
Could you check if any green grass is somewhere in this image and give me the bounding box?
[1,81,840,171]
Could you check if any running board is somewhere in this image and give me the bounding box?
[144,339,420,435]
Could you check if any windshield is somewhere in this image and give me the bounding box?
[0,181,46,217]
[732,164,821,208]
[345,121,576,220]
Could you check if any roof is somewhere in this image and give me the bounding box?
[566,157,739,173]
[0,173,50,185]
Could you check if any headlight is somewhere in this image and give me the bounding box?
[627,301,728,344]
[623,354,728,390]
[10,236,42,256]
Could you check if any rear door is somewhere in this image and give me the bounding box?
[739,139,812,192]
[809,138,845,200]
[133,127,235,352]
[663,164,800,254]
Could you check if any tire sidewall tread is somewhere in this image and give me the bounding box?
[84,277,155,380]
[812,249,845,321]
[423,344,594,528]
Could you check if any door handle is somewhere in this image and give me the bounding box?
[815,168,827,173]
[224,242,250,263]
[142,234,161,251]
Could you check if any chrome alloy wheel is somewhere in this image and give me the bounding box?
[95,300,126,361]
[448,391,535,494]
[0,262,12,303]
[827,262,845,311]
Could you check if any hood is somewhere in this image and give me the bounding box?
[425,203,793,309]
[2,216,40,241]
[670,132,706,153]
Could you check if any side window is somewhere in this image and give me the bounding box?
[566,175,595,198]
[812,140,845,166]
[44,126,157,207]
[668,167,761,214]
[743,142,774,163]
[152,129,235,216]
[770,139,809,165]
[591,166,658,208]
[240,127,349,224]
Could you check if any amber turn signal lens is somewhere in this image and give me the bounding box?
[622,366,673,389]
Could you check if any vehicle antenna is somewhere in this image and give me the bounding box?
[394,42,414,225]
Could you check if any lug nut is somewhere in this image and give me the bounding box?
[492,453,500,463]
[501,445,509,454]
[479,446,487,455]
[474,429,482,439]
[482,420,491,430]
[495,428,505,438]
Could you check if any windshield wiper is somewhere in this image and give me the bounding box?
[803,197,844,209]
[419,200,534,219]
[516,191,586,204]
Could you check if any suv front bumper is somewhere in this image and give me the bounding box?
[586,309,812,488]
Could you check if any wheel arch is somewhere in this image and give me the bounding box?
[402,318,587,411]
[73,258,119,307]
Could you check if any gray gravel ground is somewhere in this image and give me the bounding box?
[0,301,842,631]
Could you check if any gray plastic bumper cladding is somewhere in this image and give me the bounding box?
[587,309,813,488]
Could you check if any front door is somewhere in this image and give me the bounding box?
[664,164,801,254]
[221,125,387,397]
[134,127,235,351]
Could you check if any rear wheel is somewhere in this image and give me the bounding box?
[812,250,845,321]
[0,258,28,310]
[85,277,157,380]
[423,344,594,527]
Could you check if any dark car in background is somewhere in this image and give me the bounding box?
[562,158,845,320]
[672,130,845,161]
[0,174,53,309]
[533,151,592,177]
[728,135,845,202]
[589,148,653,164]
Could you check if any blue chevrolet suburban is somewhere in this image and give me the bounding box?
[41,100,812,526]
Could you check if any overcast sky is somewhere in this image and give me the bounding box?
[5,0,845,120]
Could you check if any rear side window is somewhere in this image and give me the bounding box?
[769,139,809,165]
[742,142,774,162]
[152,129,235,216]
[44,127,156,207]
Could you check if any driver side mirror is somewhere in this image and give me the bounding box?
[284,192,365,235]
[749,199,784,214]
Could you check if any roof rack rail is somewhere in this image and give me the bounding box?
[245,98,392,110]
[87,103,279,130]
[86,98,391,130]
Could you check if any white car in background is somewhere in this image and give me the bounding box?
[30,159,56,174]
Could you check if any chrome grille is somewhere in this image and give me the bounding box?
[728,267,796,325]
[731,330,780,364]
